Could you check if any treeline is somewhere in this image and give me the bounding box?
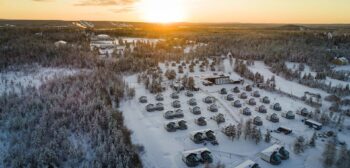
[0,28,97,70]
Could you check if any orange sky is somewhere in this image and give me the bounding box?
[0,0,350,23]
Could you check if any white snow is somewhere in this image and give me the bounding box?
[0,66,82,95]
[249,61,330,98]
[120,58,343,168]
[285,61,349,87]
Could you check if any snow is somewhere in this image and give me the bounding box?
[249,61,330,98]
[120,58,341,168]
[118,37,162,44]
[0,66,82,95]
[333,64,350,72]
[285,61,349,87]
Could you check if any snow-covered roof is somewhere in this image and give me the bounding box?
[54,40,67,46]
[182,147,210,157]
[97,34,110,39]
[260,144,281,157]
[234,159,256,168]
[190,129,213,136]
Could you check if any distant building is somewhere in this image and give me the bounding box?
[332,57,349,65]
[54,40,67,47]
[203,74,242,85]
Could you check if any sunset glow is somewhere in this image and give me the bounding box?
[137,0,186,23]
[0,0,350,23]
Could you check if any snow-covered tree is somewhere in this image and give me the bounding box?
[323,140,337,167]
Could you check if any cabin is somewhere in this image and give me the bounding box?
[177,120,188,130]
[182,148,213,167]
[191,106,201,115]
[165,120,187,132]
[155,94,164,101]
[204,75,231,85]
[252,91,260,98]
[190,129,217,144]
[226,94,235,101]
[278,147,290,160]
[305,119,322,130]
[195,117,207,126]
[245,85,253,92]
[241,107,252,116]
[277,126,292,135]
[257,105,267,113]
[233,100,242,108]
[54,40,67,47]
[146,104,155,112]
[253,116,263,126]
[234,160,260,168]
[267,113,279,123]
[232,87,240,93]
[211,113,225,124]
[164,122,177,132]
[282,111,295,119]
[172,100,181,108]
[259,144,283,165]
[186,91,194,97]
[240,92,248,99]
[297,108,309,117]
[164,110,184,119]
[172,82,185,91]
[248,98,256,105]
[139,96,148,103]
[188,98,197,106]
[203,96,215,104]
[272,103,282,111]
[155,103,164,111]
[202,80,213,86]
[208,104,218,112]
[262,96,270,104]
[220,88,228,94]
[170,92,179,99]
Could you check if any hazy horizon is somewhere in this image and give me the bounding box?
[1,0,350,24]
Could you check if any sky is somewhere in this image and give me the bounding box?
[0,0,350,23]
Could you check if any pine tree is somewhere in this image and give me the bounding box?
[265,130,271,143]
[336,144,350,168]
[244,119,252,140]
[294,136,306,154]
[323,140,337,167]
[309,131,317,147]
[237,123,242,140]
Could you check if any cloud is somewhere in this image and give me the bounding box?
[111,6,133,13]
[32,0,54,2]
[75,0,137,6]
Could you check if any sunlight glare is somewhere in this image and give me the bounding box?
[137,0,186,23]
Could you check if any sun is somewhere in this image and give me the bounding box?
[137,0,186,23]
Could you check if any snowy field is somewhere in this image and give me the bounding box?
[0,66,82,94]
[121,58,350,168]
[285,61,349,88]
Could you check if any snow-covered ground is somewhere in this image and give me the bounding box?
[121,58,349,168]
[333,64,350,72]
[285,61,349,88]
[250,61,329,98]
[0,66,82,94]
[90,37,162,57]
